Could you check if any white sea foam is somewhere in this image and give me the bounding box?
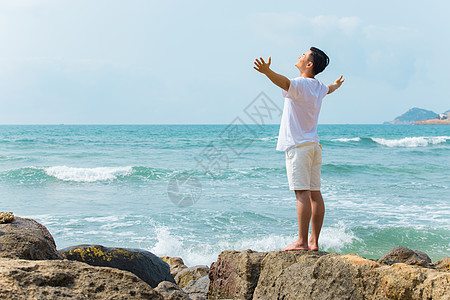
[332,137,361,142]
[371,136,450,147]
[44,166,132,182]
[147,222,358,266]
[252,136,278,142]
[85,216,121,223]
[150,226,185,258]
[319,221,360,252]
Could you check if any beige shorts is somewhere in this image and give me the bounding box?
[285,142,322,191]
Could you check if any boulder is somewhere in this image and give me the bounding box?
[0,257,163,299]
[0,216,62,260]
[183,275,209,299]
[59,244,175,288]
[208,248,450,300]
[154,281,190,300]
[160,256,188,277]
[375,262,450,300]
[208,249,268,299]
[378,246,432,267]
[254,252,379,299]
[174,265,209,288]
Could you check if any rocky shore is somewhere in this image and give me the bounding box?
[0,212,448,299]
[414,119,450,125]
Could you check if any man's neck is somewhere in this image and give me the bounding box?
[300,71,315,79]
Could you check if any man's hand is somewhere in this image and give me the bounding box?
[253,56,272,74]
[327,75,344,94]
[253,56,290,91]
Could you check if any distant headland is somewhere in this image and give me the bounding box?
[384,107,450,125]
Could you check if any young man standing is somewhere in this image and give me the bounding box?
[254,47,344,251]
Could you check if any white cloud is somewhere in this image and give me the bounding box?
[250,13,362,39]
[363,25,416,44]
[338,17,361,35]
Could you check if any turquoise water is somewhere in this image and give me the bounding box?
[0,124,449,265]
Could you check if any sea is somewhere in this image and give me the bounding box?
[0,124,449,266]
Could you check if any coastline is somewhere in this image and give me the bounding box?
[0,212,449,299]
[415,119,450,125]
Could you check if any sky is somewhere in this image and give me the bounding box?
[0,0,449,124]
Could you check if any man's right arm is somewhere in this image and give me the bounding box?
[254,57,290,92]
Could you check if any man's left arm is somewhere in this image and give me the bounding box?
[327,75,344,94]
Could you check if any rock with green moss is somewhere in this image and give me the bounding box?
[59,244,175,288]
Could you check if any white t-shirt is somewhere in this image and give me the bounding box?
[276,77,329,152]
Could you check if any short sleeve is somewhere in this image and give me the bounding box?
[282,78,303,99]
[322,82,329,98]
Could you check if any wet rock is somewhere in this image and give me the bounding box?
[0,216,62,260]
[154,281,190,300]
[0,257,163,299]
[59,244,174,288]
[183,275,209,299]
[174,265,209,288]
[208,248,450,300]
[160,256,188,277]
[378,246,432,267]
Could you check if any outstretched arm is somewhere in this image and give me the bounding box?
[253,56,290,91]
[327,75,344,94]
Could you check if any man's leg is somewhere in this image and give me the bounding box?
[308,191,324,251]
[283,190,311,251]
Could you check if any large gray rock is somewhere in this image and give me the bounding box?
[183,275,209,299]
[0,257,163,299]
[378,246,432,267]
[208,248,450,300]
[0,216,62,260]
[59,244,175,288]
[253,251,379,299]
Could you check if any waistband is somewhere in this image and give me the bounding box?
[294,142,322,149]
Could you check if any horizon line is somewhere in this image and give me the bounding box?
[0,123,387,126]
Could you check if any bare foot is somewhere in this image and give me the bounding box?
[282,241,309,251]
[308,241,319,251]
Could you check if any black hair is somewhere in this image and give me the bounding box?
[309,47,329,75]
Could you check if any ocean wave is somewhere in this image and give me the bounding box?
[146,221,358,266]
[250,136,278,142]
[0,165,176,183]
[331,137,361,142]
[371,136,450,147]
[45,166,133,182]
